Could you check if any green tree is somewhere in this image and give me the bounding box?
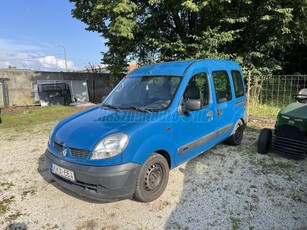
[70,0,307,78]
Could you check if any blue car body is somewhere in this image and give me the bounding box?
[45,60,247,201]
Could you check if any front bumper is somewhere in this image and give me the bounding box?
[44,149,142,201]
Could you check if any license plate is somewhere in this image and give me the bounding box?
[51,163,75,182]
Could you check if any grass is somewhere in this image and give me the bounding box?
[6,211,22,221]
[0,196,15,215]
[248,103,281,119]
[0,182,14,191]
[0,106,90,132]
[230,216,241,230]
[0,103,280,132]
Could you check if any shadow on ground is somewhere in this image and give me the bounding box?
[164,145,239,229]
[164,128,307,229]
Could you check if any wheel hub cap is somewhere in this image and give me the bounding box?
[144,164,163,191]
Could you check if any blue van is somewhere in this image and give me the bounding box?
[45,60,247,202]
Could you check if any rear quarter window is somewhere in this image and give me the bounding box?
[231,70,245,98]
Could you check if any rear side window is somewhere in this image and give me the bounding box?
[183,73,210,107]
[231,70,244,97]
[212,71,232,103]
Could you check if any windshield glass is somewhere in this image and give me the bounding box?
[103,76,181,111]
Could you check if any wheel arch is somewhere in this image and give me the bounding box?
[132,135,176,168]
[230,118,246,135]
[155,150,172,169]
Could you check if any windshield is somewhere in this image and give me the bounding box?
[103,76,181,111]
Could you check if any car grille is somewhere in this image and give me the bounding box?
[70,148,90,158]
[53,142,63,152]
[271,135,307,159]
[53,142,90,159]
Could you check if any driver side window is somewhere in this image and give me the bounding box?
[183,73,209,107]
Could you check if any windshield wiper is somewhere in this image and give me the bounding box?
[101,104,120,110]
[130,106,152,113]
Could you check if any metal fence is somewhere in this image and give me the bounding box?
[248,75,307,107]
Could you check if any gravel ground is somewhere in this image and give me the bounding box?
[0,123,306,230]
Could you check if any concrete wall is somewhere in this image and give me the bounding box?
[0,84,3,107]
[0,70,34,106]
[0,70,114,107]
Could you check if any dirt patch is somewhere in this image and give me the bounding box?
[0,123,306,229]
[248,116,276,129]
[1,106,30,115]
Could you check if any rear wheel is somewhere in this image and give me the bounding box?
[226,120,245,146]
[134,153,169,202]
[257,128,272,154]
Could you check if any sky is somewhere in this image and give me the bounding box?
[0,0,108,71]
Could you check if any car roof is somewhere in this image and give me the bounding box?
[128,59,240,77]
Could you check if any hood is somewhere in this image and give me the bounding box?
[53,107,166,150]
[277,102,307,132]
[279,102,307,120]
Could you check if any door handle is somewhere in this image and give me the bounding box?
[217,109,222,117]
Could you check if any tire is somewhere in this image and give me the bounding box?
[134,153,169,202]
[226,120,245,146]
[257,128,272,154]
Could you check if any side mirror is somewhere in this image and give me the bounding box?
[184,99,202,112]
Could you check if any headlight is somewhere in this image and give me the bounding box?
[91,133,129,160]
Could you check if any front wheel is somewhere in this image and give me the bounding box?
[134,153,169,202]
[257,128,272,154]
